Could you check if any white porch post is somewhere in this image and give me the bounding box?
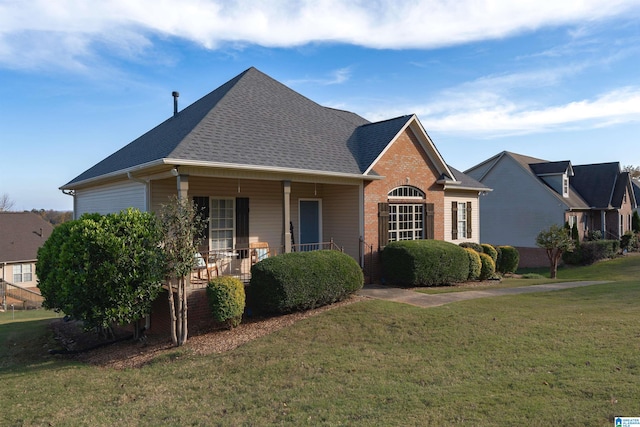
[600,210,606,236]
[283,180,292,253]
[177,174,189,200]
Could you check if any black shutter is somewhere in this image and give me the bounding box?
[193,196,209,252]
[378,202,389,250]
[451,201,458,240]
[425,203,434,239]
[236,197,249,259]
[466,203,473,239]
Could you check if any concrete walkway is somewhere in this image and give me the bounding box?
[358,281,611,308]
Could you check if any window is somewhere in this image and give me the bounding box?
[13,264,32,283]
[562,176,569,197]
[568,215,577,228]
[457,202,467,238]
[452,201,472,240]
[210,198,235,251]
[389,204,424,241]
[379,186,433,248]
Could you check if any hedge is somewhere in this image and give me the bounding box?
[565,240,620,265]
[382,240,470,286]
[464,247,482,280]
[207,277,246,328]
[478,252,496,280]
[459,242,483,253]
[247,250,363,314]
[481,243,498,262]
[496,245,519,274]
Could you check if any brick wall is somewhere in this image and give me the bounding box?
[147,287,215,337]
[363,127,445,282]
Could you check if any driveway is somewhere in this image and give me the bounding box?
[358,281,611,308]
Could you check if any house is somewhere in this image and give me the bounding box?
[0,212,53,309]
[464,151,637,266]
[60,67,488,331]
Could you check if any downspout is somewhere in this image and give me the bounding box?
[2,262,6,310]
[127,172,150,212]
[61,189,76,219]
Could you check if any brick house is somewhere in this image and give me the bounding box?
[60,67,488,333]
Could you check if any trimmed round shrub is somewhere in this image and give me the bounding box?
[478,252,496,280]
[496,245,519,274]
[459,242,483,253]
[206,277,246,328]
[247,250,363,315]
[464,247,481,280]
[382,240,470,286]
[481,243,498,262]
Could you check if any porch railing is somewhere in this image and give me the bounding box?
[1,279,44,310]
[190,240,344,288]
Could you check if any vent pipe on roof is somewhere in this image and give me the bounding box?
[172,91,180,116]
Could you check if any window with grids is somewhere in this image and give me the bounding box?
[389,204,424,241]
[210,199,234,251]
[13,264,32,283]
[457,202,467,239]
[388,186,425,242]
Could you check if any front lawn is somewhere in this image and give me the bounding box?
[1,256,639,426]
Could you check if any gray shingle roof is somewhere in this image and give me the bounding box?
[529,161,572,175]
[0,212,54,263]
[447,165,491,191]
[571,162,622,208]
[65,67,384,186]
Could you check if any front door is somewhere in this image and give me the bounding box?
[299,200,321,251]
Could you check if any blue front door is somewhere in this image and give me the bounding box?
[299,200,320,250]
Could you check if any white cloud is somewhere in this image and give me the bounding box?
[416,87,640,136]
[285,67,352,86]
[1,0,639,70]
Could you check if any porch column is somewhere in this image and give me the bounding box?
[283,180,292,253]
[600,210,606,235]
[177,174,189,200]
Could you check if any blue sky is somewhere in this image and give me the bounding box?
[1,0,639,211]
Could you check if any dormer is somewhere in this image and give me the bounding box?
[529,161,574,198]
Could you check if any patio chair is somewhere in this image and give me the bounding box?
[250,242,270,265]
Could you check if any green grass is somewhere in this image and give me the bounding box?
[2,257,640,426]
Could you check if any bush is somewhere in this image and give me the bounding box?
[247,250,363,315]
[382,240,470,286]
[459,242,483,253]
[580,240,619,264]
[620,231,639,252]
[496,245,519,274]
[207,277,245,328]
[464,247,481,280]
[481,244,498,262]
[565,240,619,265]
[478,252,496,280]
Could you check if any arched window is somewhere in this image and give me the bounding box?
[388,186,425,199]
[381,186,433,244]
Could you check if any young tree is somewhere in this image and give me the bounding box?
[633,211,640,234]
[37,209,165,338]
[623,165,640,180]
[158,196,205,346]
[0,193,15,211]
[536,224,576,279]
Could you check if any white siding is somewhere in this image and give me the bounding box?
[478,156,567,247]
[322,184,361,260]
[75,180,147,217]
[444,192,480,244]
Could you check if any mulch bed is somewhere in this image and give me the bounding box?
[48,295,365,370]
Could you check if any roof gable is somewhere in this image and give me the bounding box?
[571,162,622,208]
[0,212,54,263]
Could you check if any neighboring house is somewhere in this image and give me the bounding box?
[465,151,637,266]
[0,212,53,309]
[633,180,640,216]
[60,67,488,334]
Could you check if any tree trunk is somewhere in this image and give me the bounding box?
[167,279,178,346]
[176,278,183,346]
[179,277,188,346]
